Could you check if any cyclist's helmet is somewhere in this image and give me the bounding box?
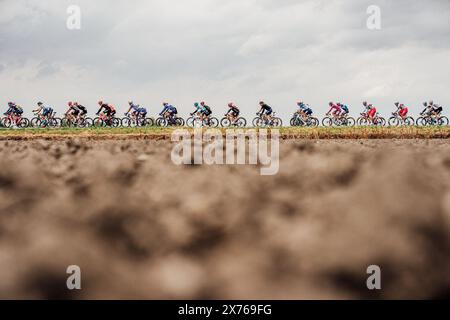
[329,102,334,106]
[259,101,264,105]
[128,101,133,105]
[37,102,43,106]
[297,101,303,106]
[429,100,434,106]
[228,103,233,107]
[68,101,73,107]
[423,102,428,107]
[363,101,368,107]
[163,102,168,106]
[7,102,14,107]
[394,102,399,107]
[194,102,199,107]
[98,100,103,105]
[200,101,205,106]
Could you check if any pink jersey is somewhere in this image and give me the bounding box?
[328,104,341,113]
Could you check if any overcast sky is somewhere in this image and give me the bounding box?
[0,0,449,120]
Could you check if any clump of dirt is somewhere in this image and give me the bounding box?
[0,139,449,299]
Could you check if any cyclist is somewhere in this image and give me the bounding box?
[125,101,147,123]
[297,101,313,118]
[65,102,79,120]
[430,101,443,116]
[200,101,212,120]
[191,102,204,117]
[257,101,273,123]
[73,102,88,118]
[160,102,178,124]
[96,101,116,119]
[326,102,341,118]
[394,102,408,120]
[337,103,349,118]
[363,101,377,123]
[4,102,23,117]
[225,102,240,124]
[33,102,53,120]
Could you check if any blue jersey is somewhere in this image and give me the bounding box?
[160,105,176,115]
[130,103,140,112]
[340,104,349,113]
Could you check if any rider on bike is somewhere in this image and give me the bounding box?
[96,101,116,118]
[73,102,88,118]
[363,101,377,122]
[125,101,147,120]
[337,103,349,117]
[297,101,313,117]
[33,102,53,119]
[326,102,341,118]
[65,102,80,120]
[160,102,178,124]
[420,101,444,117]
[4,102,23,117]
[258,101,273,123]
[225,102,240,123]
[394,102,408,120]
[200,101,212,121]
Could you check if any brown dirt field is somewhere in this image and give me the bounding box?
[0,138,450,299]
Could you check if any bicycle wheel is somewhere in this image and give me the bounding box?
[18,118,30,128]
[155,117,166,127]
[121,117,132,127]
[235,117,247,127]
[404,117,415,126]
[375,117,386,127]
[111,118,121,128]
[271,117,282,127]
[221,117,231,127]
[30,117,41,128]
[345,117,356,127]
[2,118,13,128]
[252,117,261,127]
[290,117,296,127]
[255,118,265,128]
[206,117,219,128]
[93,117,104,127]
[388,117,399,127]
[174,117,185,127]
[186,117,195,128]
[322,117,333,127]
[438,116,449,126]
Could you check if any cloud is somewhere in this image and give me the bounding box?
[0,0,449,120]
